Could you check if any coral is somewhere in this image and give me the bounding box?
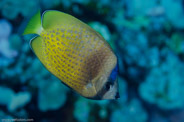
[129,0,157,16]
[121,31,160,71]
[139,51,184,110]
[111,99,148,122]
[41,0,61,9]
[38,77,69,112]
[112,11,150,31]
[0,111,13,119]
[0,19,17,58]
[99,108,107,119]
[74,98,90,122]
[161,0,184,29]
[0,86,31,112]
[167,33,184,54]
[0,0,38,19]
[9,34,22,52]
[41,0,90,9]
[74,97,110,122]
[0,19,12,39]
[0,86,14,106]
[8,92,31,112]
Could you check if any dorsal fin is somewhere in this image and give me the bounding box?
[23,10,43,35]
[42,10,87,30]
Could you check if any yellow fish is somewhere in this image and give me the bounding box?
[23,10,119,100]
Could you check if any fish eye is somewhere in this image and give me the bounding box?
[105,82,112,91]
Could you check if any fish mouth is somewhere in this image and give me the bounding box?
[115,92,120,99]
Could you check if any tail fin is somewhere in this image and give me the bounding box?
[23,10,43,35]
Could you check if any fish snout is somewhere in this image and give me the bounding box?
[115,92,120,99]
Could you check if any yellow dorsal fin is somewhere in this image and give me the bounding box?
[42,10,87,30]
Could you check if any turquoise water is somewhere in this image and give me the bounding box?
[0,0,184,121]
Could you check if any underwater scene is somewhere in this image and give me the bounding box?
[1,0,184,122]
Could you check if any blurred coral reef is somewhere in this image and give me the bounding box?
[0,0,184,122]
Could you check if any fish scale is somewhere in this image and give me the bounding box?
[42,27,103,88]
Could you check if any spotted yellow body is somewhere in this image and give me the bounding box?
[24,10,119,99]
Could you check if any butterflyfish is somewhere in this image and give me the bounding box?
[23,10,120,100]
